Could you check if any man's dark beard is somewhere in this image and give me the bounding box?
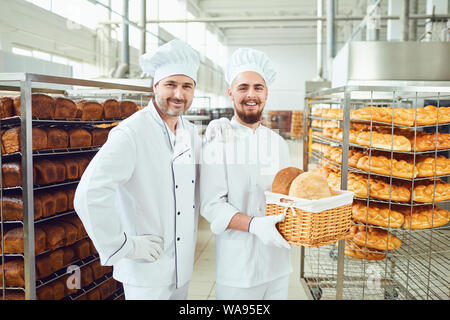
[235,99,264,124]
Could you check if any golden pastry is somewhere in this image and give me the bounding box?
[400,206,450,229]
[356,155,418,179]
[416,155,450,177]
[410,132,450,151]
[337,240,386,260]
[413,181,450,203]
[349,225,402,250]
[352,201,405,228]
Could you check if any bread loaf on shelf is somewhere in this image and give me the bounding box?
[53,190,68,213]
[47,248,65,272]
[1,226,46,254]
[410,132,450,151]
[91,128,110,146]
[72,239,91,260]
[38,191,56,218]
[1,193,42,221]
[40,223,66,250]
[59,221,78,246]
[349,225,402,250]
[54,97,77,119]
[35,254,53,279]
[48,280,65,300]
[0,97,14,119]
[413,180,450,203]
[34,159,57,185]
[75,100,103,120]
[400,206,450,229]
[356,154,418,179]
[0,259,25,286]
[1,161,37,188]
[1,126,48,154]
[352,201,405,228]
[338,240,386,260]
[59,158,79,180]
[103,99,121,119]
[63,247,75,266]
[120,100,138,118]
[68,128,92,148]
[45,127,69,149]
[416,155,450,177]
[54,161,66,183]
[13,94,56,119]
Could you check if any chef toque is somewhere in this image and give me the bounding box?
[225,48,276,87]
[139,39,200,85]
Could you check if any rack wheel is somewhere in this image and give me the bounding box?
[329,247,338,260]
[310,287,322,300]
[384,287,399,300]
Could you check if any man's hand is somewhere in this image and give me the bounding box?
[204,117,233,142]
[125,235,164,262]
[248,214,290,249]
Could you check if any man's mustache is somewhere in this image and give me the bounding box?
[167,98,187,104]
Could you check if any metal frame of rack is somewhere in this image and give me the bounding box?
[301,85,450,300]
[0,73,153,300]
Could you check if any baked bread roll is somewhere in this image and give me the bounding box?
[356,131,411,152]
[289,171,333,199]
[47,248,65,272]
[80,265,94,288]
[45,127,69,149]
[54,97,77,119]
[120,100,138,118]
[77,155,92,177]
[0,97,14,118]
[1,127,48,154]
[328,171,411,202]
[413,181,450,203]
[349,225,401,250]
[65,187,76,210]
[352,201,405,228]
[410,132,450,151]
[1,226,46,254]
[68,128,92,148]
[13,94,56,119]
[337,240,385,260]
[400,206,450,229]
[416,155,450,177]
[60,215,86,240]
[356,154,417,179]
[0,290,25,300]
[272,167,304,195]
[75,100,103,120]
[103,99,121,119]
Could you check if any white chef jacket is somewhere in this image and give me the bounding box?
[200,118,292,288]
[74,100,201,288]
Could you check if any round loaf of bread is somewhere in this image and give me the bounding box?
[272,167,303,195]
[289,172,332,200]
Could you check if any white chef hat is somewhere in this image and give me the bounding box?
[225,48,276,87]
[139,39,200,85]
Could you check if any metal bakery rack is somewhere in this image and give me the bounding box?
[0,73,153,300]
[301,85,450,300]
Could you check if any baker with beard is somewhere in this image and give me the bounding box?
[74,39,201,300]
[200,48,292,300]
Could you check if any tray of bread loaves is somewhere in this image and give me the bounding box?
[265,167,354,247]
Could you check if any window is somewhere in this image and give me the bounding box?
[12,47,32,57]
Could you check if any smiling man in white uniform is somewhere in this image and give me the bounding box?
[200,48,292,300]
[74,40,201,300]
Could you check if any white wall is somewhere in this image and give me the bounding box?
[227,44,318,111]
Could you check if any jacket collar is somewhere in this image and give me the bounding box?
[230,116,262,135]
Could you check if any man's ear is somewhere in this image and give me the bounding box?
[227,88,233,101]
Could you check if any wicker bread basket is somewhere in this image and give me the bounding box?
[265,190,354,247]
